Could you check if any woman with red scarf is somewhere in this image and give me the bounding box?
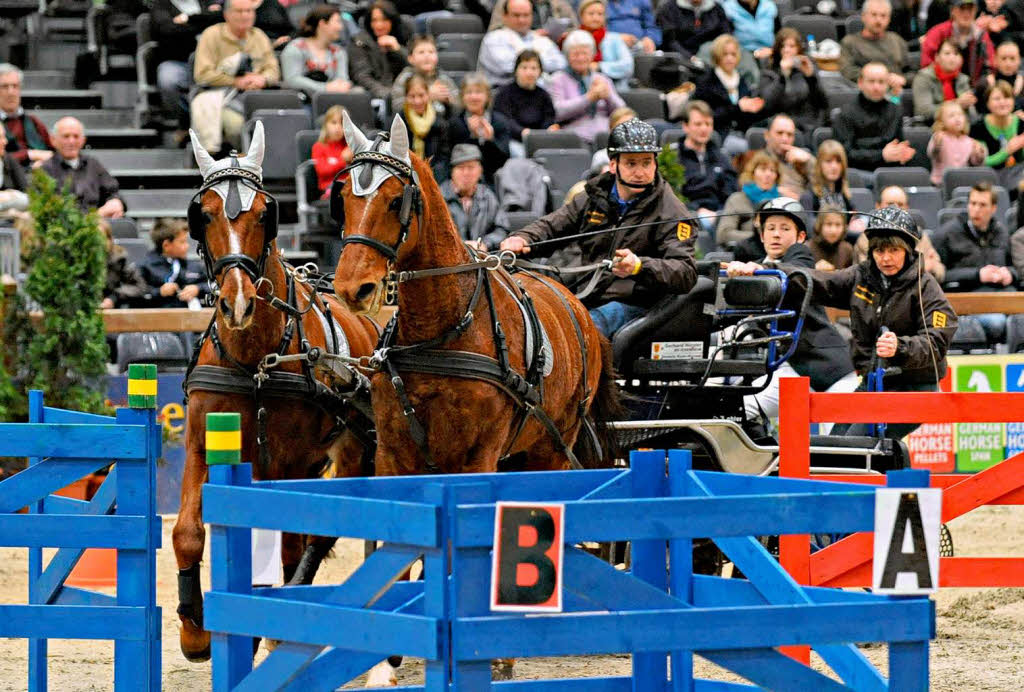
[913,39,977,123]
[576,0,634,89]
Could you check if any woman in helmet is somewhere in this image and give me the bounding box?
[724,197,859,437]
[813,205,959,439]
[501,118,697,337]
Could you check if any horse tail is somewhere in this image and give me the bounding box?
[575,334,626,468]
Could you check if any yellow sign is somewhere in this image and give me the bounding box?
[676,221,692,242]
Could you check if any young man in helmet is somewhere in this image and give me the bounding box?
[500,118,697,337]
[816,205,958,439]
[724,198,859,436]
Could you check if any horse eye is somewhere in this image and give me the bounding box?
[388,197,402,212]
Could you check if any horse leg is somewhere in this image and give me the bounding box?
[172,449,210,662]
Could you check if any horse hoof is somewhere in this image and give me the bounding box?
[365,660,397,687]
[492,658,516,680]
[179,619,211,662]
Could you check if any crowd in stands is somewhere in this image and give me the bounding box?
[9,0,1024,355]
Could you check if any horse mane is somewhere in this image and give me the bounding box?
[407,151,469,263]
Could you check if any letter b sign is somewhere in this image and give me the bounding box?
[490,502,564,612]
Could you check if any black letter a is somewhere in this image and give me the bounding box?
[879,493,932,589]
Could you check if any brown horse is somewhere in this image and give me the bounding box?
[332,113,619,478]
[173,123,379,662]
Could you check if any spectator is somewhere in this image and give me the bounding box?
[982,0,1011,45]
[479,0,568,86]
[254,0,294,47]
[693,34,764,144]
[191,0,280,154]
[724,199,859,435]
[150,0,222,141]
[810,205,855,271]
[41,118,126,219]
[717,151,780,248]
[754,114,813,197]
[657,0,733,59]
[493,49,559,155]
[758,29,828,136]
[921,0,996,85]
[853,185,947,281]
[676,100,738,228]
[720,0,777,59]
[281,5,353,98]
[399,74,452,182]
[391,35,460,115]
[0,63,52,170]
[912,39,977,121]
[839,0,913,89]
[974,40,1024,114]
[890,0,927,39]
[441,144,510,251]
[139,219,209,308]
[449,73,512,187]
[547,30,625,143]
[487,0,579,33]
[928,101,986,184]
[576,0,635,88]
[605,0,661,53]
[934,181,1015,341]
[970,80,1024,190]
[835,63,915,174]
[801,139,855,215]
[500,118,697,338]
[312,105,352,198]
[0,122,29,217]
[347,0,409,101]
[100,219,148,309]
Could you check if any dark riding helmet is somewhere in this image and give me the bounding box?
[607,118,661,157]
[864,205,921,246]
[755,196,807,235]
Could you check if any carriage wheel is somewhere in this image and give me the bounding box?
[940,523,954,557]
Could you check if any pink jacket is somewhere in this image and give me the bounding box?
[927,131,984,185]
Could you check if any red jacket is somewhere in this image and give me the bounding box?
[311,139,349,198]
[920,22,994,85]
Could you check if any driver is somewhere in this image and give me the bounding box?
[500,118,697,337]
[723,198,859,437]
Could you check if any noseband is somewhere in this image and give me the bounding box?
[335,148,422,262]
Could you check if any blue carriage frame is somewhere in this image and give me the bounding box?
[203,449,934,691]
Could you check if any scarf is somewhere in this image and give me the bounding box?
[404,103,437,158]
[715,66,741,104]
[571,70,599,118]
[933,62,960,102]
[0,109,46,151]
[587,26,606,62]
[743,182,778,205]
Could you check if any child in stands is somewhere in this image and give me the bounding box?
[928,101,985,185]
[809,205,854,272]
[312,105,352,198]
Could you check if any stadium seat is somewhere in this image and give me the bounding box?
[660,128,684,147]
[120,189,194,219]
[621,88,665,121]
[21,88,102,110]
[295,129,319,163]
[848,187,874,213]
[90,148,186,169]
[844,15,864,36]
[438,52,471,71]
[115,332,189,373]
[781,14,839,41]
[436,33,484,67]
[0,228,20,279]
[592,130,609,153]
[531,148,592,200]
[524,130,585,158]
[243,109,311,180]
[1006,314,1024,352]
[874,167,931,191]
[904,186,943,231]
[942,167,998,200]
[21,70,74,90]
[811,126,834,151]
[949,315,991,354]
[745,127,766,151]
[312,91,375,130]
[295,159,323,238]
[114,237,150,266]
[825,89,859,114]
[240,90,305,121]
[631,51,684,89]
[936,206,967,228]
[426,13,484,35]
[108,218,138,240]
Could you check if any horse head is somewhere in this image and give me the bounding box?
[189,122,276,330]
[331,113,425,314]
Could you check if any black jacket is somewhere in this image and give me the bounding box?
[513,171,697,307]
[812,254,957,386]
[757,67,827,135]
[255,0,293,41]
[656,0,732,58]
[934,217,1018,291]
[677,140,737,212]
[1,153,27,192]
[150,0,221,64]
[448,110,513,187]
[833,93,903,171]
[694,69,759,136]
[137,251,210,307]
[41,154,123,213]
[770,243,855,391]
[347,30,408,101]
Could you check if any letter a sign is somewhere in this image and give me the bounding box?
[490,502,565,612]
[872,488,942,594]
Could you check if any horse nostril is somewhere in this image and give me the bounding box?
[219,297,232,318]
[243,298,255,318]
[355,282,376,302]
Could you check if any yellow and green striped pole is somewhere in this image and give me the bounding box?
[206,413,241,465]
[127,364,157,409]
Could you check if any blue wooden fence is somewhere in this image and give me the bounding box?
[203,449,935,691]
[0,389,162,692]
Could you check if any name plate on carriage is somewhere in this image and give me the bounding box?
[651,341,703,360]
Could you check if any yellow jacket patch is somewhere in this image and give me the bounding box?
[932,311,947,328]
[676,221,692,242]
